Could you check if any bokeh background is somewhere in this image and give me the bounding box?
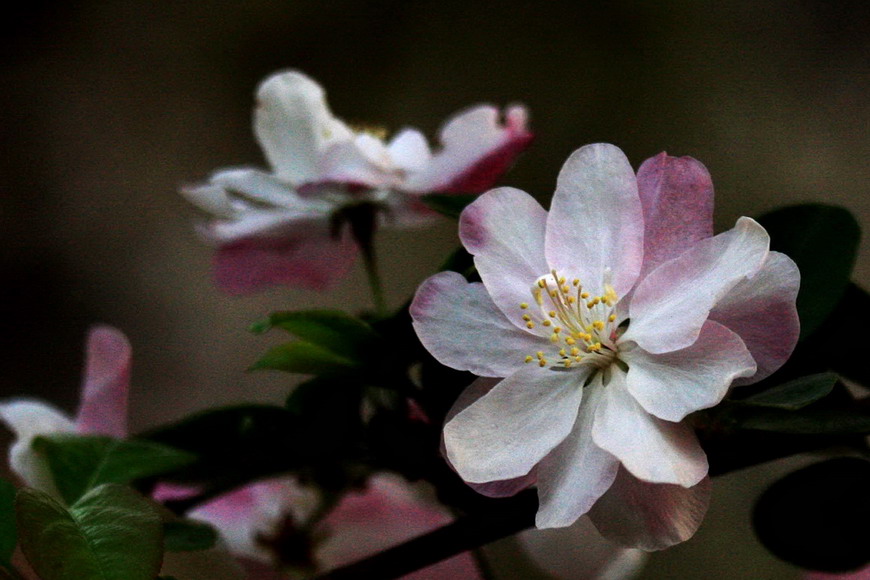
[1,1,867,578]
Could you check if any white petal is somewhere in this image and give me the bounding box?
[591,367,708,487]
[621,320,756,422]
[459,187,549,329]
[536,377,620,528]
[624,216,771,354]
[387,129,432,172]
[253,71,353,183]
[204,210,329,245]
[545,144,644,298]
[411,272,545,377]
[444,365,588,483]
[318,135,398,187]
[209,169,301,208]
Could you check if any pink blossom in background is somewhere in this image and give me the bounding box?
[411,143,800,550]
[182,70,532,294]
[806,568,870,580]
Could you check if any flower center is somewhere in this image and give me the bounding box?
[519,270,620,370]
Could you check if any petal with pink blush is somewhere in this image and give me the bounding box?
[75,325,131,438]
[588,467,711,551]
[624,216,770,354]
[411,272,545,378]
[709,251,800,385]
[536,378,620,529]
[459,187,549,328]
[444,365,587,483]
[592,368,708,487]
[622,320,756,422]
[545,144,644,298]
[254,71,353,184]
[636,153,714,276]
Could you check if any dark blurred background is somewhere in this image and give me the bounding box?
[0,1,867,578]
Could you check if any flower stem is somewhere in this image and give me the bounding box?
[343,203,387,316]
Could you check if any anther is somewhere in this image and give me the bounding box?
[524,355,533,363]
[520,302,529,309]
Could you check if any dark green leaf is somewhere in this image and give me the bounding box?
[732,403,870,435]
[737,373,837,410]
[249,310,377,360]
[419,194,478,219]
[753,457,870,572]
[0,479,16,567]
[249,341,357,375]
[758,204,860,339]
[163,520,217,552]
[15,484,163,580]
[33,434,197,505]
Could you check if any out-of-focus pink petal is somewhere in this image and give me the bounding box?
[459,187,549,328]
[805,567,870,580]
[588,468,711,551]
[213,228,357,294]
[592,368,708,487]
[75,325,131,438]
[317,474,481,579]
[404,105,532,194]
[710,251,801,385]
[444,365,587,484]
[152,482,202,502]
[624,217,770,354]
[411,272,544,378]
[536,378,620,528]
[254,71,353,184]
[622,320,756,422]
[636,153,715,276]
[545,144,644,298]
[519,515,647,580]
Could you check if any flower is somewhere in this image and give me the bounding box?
[410,143,800,549]
[182,70,532,294]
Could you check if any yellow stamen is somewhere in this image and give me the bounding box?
[520,302,529,309]
[524,355,533,363]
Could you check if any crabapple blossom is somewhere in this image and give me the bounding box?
[182,70,532,294]
[411,143,800,549]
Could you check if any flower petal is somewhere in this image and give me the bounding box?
[254,71,353,183]
[591,367,708,487]
[387,129,432,173]
[519,516,647,580]
[444,365,588,483]
[75,325,131,438]
[636,153,714,276]
[709,251,800,385]
[411,272,545,377]
[622,320,756,422]
[588,467,712,551]
[545,144,644,298]
[536,377,620,528]
[459,187,549,328]
[404,104,532,194]
[624,216,770,354]
[318,135,399,188]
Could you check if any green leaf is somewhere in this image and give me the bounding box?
[250,310,378,361]
[163,520,217,552]
[758,204,861,339]
[736,373,837,410]
[15,484,163,580]
[419,193,478,218]
[249,341,357,375]
[0,479,16,567]
[33,434,197,505]
[733,404,870,435]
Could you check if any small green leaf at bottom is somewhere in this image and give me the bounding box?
[0,479,16,567]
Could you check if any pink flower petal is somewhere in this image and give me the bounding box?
[459,187,549,329]
[536,378,620,528]
[805,567,870,580]
[588,467,712,551]
[709,251,801,385]
[444,365,587,484]
[636,153,715,276]
[545,144,644,299]
[591,367,708,487]
[411,272,545,378]
[624,217,771,354]
[74,325,131,438]
[622,320,756,422]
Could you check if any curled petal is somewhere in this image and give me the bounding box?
[75,325,131,438]
[709,251,800,385]
[624,217,770,354]
[545,144,644,298]
[588,467,712,551]
[411,272,544,378]
[622,320,756,422]
[592,368,708,487]
[318,135,400,188]
[444,365,587,483]
[387,129,432,173]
